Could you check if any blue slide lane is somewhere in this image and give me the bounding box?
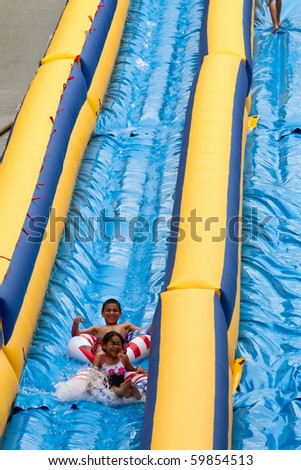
[0,0,203,450]
[233,1,301,450]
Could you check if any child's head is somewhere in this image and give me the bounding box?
[102,331,125,353]
[101,299,122,325]
[101,299,121,313]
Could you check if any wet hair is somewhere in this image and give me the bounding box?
[101,298,121,313]
[102,331,125,347]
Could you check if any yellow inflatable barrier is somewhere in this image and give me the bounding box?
[141,0,254,450]
[0,350,19,437]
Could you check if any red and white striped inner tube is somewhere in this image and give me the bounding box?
[67,330,151,364]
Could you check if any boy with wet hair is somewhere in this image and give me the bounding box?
[71,298,145,345]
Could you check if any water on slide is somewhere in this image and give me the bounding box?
[0,0,204,450]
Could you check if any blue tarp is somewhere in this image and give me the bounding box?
[233,0,301,450]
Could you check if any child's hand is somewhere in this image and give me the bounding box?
[73,315,84,325]
[136,366,147,374]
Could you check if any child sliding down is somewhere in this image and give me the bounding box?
[88,331,147,400]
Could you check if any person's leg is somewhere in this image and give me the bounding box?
[113,381,142,400]
[269,2,279,32]
[276,0,282,26]
[112,384,127,398]
[123,382,132,399]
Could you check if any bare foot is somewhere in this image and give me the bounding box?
[131,383,142,400]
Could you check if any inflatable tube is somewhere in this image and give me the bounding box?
[0,0,130,436]
[67,330,151,364]
[67,334,97,363]
[125,330,151,363]
[141,0,254,450]
[124,371,148,396]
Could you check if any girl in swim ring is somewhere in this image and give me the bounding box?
[89,331,147,400]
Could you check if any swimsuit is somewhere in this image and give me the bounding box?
[91,339,103,354]
[101,356,125,388]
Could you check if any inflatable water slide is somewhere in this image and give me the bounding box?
[0,0,132,438]
[3,0,299,452]
[233,1,301,450]
[141,0,254,449]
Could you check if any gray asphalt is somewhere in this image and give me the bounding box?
[0,0,66,154]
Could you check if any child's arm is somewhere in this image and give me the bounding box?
[136,365,147,374]
[126,322,142,332]
[71,316,84,336]
[71,316,99,337]
[92,350,105,369]
[120,354,147,374]
[87,355,104,394]
[127,321,152,334]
